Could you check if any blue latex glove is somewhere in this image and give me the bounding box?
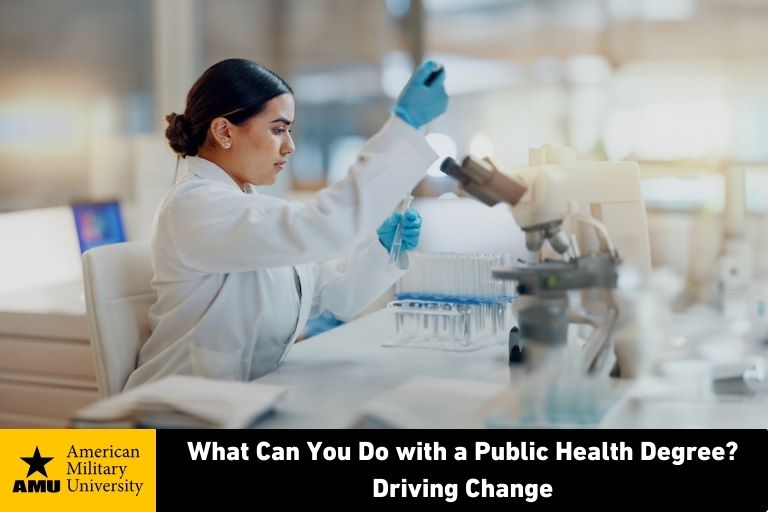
[392,60,448,129]
[377,208,422,253]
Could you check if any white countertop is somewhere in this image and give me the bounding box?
[0,281,85,315]
[256,310,768,428]
[0,281,88,339]
[256,310,510,428]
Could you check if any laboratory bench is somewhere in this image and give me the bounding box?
[0,281,99,427]
[255,309,768,429]
[256,309,510,428]
[10,288,761,430]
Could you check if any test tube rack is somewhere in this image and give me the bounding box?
[386,252,516,351]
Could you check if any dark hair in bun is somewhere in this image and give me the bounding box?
[165,113,196,157]
[165,58,293,157]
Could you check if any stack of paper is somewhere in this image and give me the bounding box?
[71,375,288,428]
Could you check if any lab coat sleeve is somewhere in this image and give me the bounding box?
[309,237,406,320]
[168,116,437,274]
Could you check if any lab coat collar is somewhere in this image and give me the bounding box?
[185,156,246,191]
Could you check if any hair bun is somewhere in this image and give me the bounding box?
[165,113,196,157]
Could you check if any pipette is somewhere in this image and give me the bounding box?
[388,193,415,266]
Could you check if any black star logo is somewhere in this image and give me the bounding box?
[20,447,54,478]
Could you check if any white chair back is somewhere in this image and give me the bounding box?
[82,241,154,397]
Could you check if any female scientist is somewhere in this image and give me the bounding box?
[124,58,448,389]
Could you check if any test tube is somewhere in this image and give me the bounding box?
[388,194,415,266]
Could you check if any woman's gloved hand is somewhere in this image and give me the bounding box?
[377,208,422,253]
[392,60,448,129]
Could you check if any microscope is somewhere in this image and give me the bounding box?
[441,145,651,380]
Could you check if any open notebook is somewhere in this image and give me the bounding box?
[71,375,288,428]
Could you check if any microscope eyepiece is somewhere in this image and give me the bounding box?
[439,155,528,207]
[439,157,461,178]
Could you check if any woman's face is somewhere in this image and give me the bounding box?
[227,93,296,188]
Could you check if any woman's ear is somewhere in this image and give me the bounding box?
[210,117,233,149]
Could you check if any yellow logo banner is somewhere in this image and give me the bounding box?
[0,429,155,512]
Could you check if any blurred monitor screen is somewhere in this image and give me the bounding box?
[71,200,126,253]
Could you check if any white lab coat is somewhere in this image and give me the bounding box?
[124,116,437,390]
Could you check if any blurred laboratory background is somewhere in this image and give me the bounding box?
[2,0,768,426]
